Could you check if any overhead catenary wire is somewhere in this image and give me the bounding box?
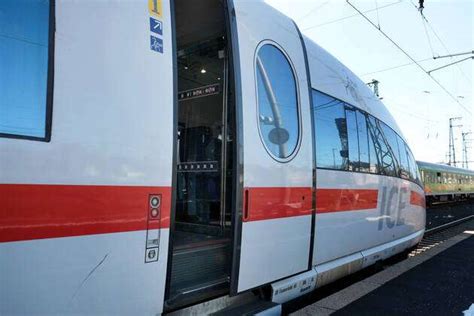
[433,51,474,60]
[428,56,474,75]
[361,57,433,76]
[420,13,436,57]
[374,0,381,29]
[302,0,402,31]
[346,0,472,116]
[408,0,472,84]
[298,0,330,23]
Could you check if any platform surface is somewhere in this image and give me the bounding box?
[335,235,474,315]
[292,224,474,316]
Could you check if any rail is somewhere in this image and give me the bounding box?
[425,215,474,236]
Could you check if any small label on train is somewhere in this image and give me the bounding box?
[150,35,163,53]
[178,161,219,173]
[178,84,220,101]
[150,17,163,35]
[148,0,163,18]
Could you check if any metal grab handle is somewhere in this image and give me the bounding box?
[243,189,250,221]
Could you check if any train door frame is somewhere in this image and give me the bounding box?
[164,0,239,309]
[226,0,316,295]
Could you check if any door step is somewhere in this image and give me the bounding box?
[211,300,282,316]
[166,278,229,311]
[167,240,231,310]
[170,242,230,293]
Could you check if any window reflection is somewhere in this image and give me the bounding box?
[256,44,299,159]
[311,89,421,186]
[356,111,371,173]
[0,0,50,139]
[397,136,411,180]
[313,91,348,170]
[345,106,359,171]
[367,118,397,177]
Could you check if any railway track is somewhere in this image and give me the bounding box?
[409,214,474,258]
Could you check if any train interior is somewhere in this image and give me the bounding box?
[167,0,234,309]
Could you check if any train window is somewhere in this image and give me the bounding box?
[345,106,359,171]
[256,43,299,159]
[380,123,401,175]
[356,111,371,173]
[312,90,348,170]
[396,137,410,180]
[429,172,435,183]
[0,1,52,141]
[367,117,397,177]
[367,119,379,174]
[405,145,421,184]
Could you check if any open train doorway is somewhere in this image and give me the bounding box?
[166,0,235,309]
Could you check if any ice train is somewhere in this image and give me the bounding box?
[0,0,425,314]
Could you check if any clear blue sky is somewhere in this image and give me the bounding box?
[266,0,473,168]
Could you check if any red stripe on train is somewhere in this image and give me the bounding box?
[0,184,171,243]
[0,184,422,242]
[410,190,425,207]
[316,189,379,213]
[242,188,380,222]
[243,187,313,222]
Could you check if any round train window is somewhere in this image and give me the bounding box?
[256,44,299,159]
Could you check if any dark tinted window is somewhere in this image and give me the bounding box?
[406,146,422,185]
[256,44,299,159]
[367,124,379,174]
[313,91,348,170]
[0,0,51,139]
[311,89,422,187]
[367,117,397,176]
[396,136,410,179]
[346,106,359,171]
[356,111,370,173]
[380,123,401,174]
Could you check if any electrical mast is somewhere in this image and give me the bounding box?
[448,117,462,167]
[462,131,471,169]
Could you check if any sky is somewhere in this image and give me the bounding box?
[266,0,474,168]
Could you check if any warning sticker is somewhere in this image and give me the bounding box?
[150,17,163,35]
[148,0,163,18]
[150,35,163,53]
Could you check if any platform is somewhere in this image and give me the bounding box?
[292,224,474,315]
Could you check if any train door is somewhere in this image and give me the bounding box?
[227,1,315,293]
[166,0,234,309]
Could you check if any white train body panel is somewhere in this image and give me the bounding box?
[304,37,404,138]
[314,170,425,266]
[1,230,170,315]
[1,1,174,186]
[231,0,313,292]
[1,1,174,314]
[239,216,312,291]
[0,0,426,315]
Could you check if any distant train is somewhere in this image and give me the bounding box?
[418,161,474,205]
[0,1,425,315]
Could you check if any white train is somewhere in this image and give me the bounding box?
[0,0,425,314]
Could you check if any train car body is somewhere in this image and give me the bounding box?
[418,161,474,204]
[0,0,425,314]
